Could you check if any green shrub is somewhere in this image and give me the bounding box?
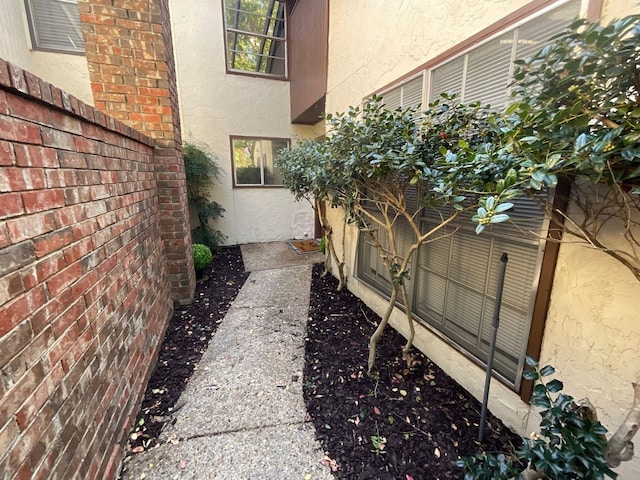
[184,143,226,251]
[192,243,213,271]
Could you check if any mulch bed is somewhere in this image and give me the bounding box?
[125,246,249,454]
[304,263,522,479]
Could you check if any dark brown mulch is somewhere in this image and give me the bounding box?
[125,246,249,454]
[304,263,522,479]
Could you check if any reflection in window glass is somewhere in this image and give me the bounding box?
[223,0,286,77]
[232,137,287,186]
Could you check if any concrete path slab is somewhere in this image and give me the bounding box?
[120,243,331,480]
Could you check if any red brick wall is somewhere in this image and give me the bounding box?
[0,60,174,479]
[79,0,195,306]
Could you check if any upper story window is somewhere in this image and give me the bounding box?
[231,136,288,186]
[24,0,85,54]
[223,0,287,78]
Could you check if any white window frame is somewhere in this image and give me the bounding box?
[24,0,85,54]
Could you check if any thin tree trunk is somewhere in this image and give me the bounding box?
[318,199,347,290]
[368,283,398,374]
[399,283,415,362]
[605,382,640,467]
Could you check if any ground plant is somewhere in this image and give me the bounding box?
[192,243,213,271]
[183,142,226,250]
[457,359,616,480]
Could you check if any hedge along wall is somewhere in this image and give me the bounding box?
[0,59,177,479]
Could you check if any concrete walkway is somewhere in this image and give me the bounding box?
[120,242,332,479]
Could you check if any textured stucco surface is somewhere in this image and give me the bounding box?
[324,0,640,477]
[169,0,319,245]
[325,0,530,115]
[0,1,93,104]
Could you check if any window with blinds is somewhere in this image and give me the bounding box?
[24,0,85,54]
[381,75,424,121]
[415,197,547,387]
[356,0,580,389]
[429,0,581,109]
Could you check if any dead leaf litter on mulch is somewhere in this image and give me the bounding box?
[304,263,521,479]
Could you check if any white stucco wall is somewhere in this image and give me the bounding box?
[0,1,93,105]
[326,0,530,114]
[169,0,318,245]
[324,0,640,477]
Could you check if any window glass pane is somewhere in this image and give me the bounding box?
[233,138,262,185]
[232,138,287,186]
[224,0,286,76]
[25,0,85,53]
[263,139,287,185]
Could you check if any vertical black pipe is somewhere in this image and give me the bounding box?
[478,252,508,442]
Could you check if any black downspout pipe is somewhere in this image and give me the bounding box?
[478,252,508,442]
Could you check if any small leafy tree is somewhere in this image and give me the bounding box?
[183,143,226,251]
[277,139,349,290]
[315,97,520,373]
[496,14,640,280]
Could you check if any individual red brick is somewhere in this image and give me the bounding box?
[54,204,86,229]
[35,252,67,283]
[0,58,10,87]
[46,261,83,297]
[0,141,13,169]
[0,418,20,458]
[0,223,10,248]
[7,95,51,125]
[0,192,25,219]
[8,63,28,93]
[38,79,53,104]
[24,71,42,99]
[41,128,74,150]
[0,319,32,367]
[0,285,47,337]
[14,145,58,168]
[0,115,42,144]
[57,150,88,169]
[0,167,47,192]
[0,91,8,115]
[33,227,74,257]
[7,212,56,243]
[63,238,94,265]
[21,189,65,214]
